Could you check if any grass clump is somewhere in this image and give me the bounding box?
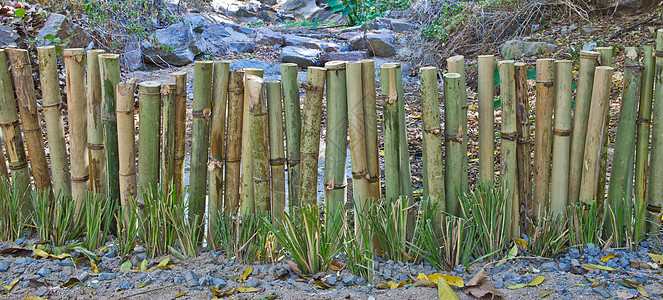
[0,178,29,241]
[343,201,374,280]
[31,188,85,246]
[214,212,273,264]
[267,204,346,275]
[459,183,510,259]
[116,198,142,259]
[140,184,178,258]
[364,197,412,262]
[526,208,573,257]
[568,200,604,247]
[84,192,114,251]
[166,190,203,258]
[606,197,646,251]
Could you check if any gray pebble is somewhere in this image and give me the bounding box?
[77,271,90,282]
[383,269,392,278]
[0,263,9,272]
[183,271,199,287]
[569,248,581,259]
[15,237,26,245]
[342,275,357,285]
[105,249,117,258]
[98,272,115,281]
[36,267,51,277]
[119,280,131,290]
[541,262,556,271]
[35,286,48,297]
[198,275,210,286]
[360,285,372,293]
[571,259,581,267]
[559,262,571,272]
[592,287,611,298]
[493,281,504,289]
[356,277,366,286]
[325,275,337,285]
[136,252,147,262]
[252,267,260,275]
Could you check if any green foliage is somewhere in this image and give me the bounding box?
[0,178,29,241]
[327,0,381,26]
[213,211,274,264]
[420,4,465,41]
[164,188,203,258]
[343,202,374,280]
[364,197,412,262]
[84,192,113,250]
[116,198,142,259]
[526,208,573,257]
[459,182,510,259]
[31,189,85,246]
[606,197,646,251]
[266,204,346,274]
[568,200,604,247]
[140,184,178,258]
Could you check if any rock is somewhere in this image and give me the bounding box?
[98,272,115,281]
[596,0,656,15]
[280,46,320,68]
[198,275,210,286]
[281,0,311,11]
[541,262,556,271]
[37,13,92,48]
[246,277,260,287]
[141,22,198,66]
[500,40,557,59]
[35,286,48,297]
[136,252,147,262]
[36,267,51,277]
[582,42,597,51]
[184,271,199,287]
[121,36,143,71]
[211,277,227,287]
[340,22,387,33]
[0,263,9,272]
[360,285,372,293]
[493,280,504,289]
[375,18,418,33]
[342,275,357,285]
[580,26,600,35]
[119,280,131,290]
[356,277,366,286]
[0,25,20,47]
[76,271,90,282]
[15,237,26,245]
[325,275,338,285]
[284,35,343,52]
[568,248,581,259]
[230,59,280,75]
[256,27,285,46]
[559,262,570,272]
[104,248,117,258]
[593,287,611,298]
[383,268,392,278]
[366,31,397,57]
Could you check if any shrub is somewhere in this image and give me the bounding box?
[31,188,85,246]
[0,178,29,241]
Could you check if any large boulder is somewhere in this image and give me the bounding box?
[256,27,285,46]
[284,34,342,52]
[37,13,92,48]
[198,24,231,56]
[141,22,199,66]
[0,25,20,48]
[350,30,397,57]
[230,59,280,75]
[121,36,143,71]
[500,40,557,59]
[320,51,369,65]
[280,46,320,68]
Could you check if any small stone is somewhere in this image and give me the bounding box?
[198,275,211,286]
[119,280,131,290]
[541,262,556,271]
[325,275,338,285]
[50,264,62,272]
[569,248,581,259]
[342,275,357,285]
[211,250,223,256]
[35,286,48,297]
[136,252,147,261]
[593,287,611,298]
[36,267,51,277]
[77,271,90,282]
[0,263,9,272]
[356,277,366,286]
[184,271,199,287]
[383,269,392,278]
[513,276,524,283]
[454,265,464,274]
[98,272,115,281]
[105,249,117,258]
[246,277,260,288]
[571,259,581,267]
[493,281,504,289]
[15,237,26,245]
[360,285,372,293]
[559,263,571,272]
[210,277,226,287]
[60,259,73,267]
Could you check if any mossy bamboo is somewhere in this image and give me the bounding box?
[347,61,370,230]
[86,49,107,196]
[515,62,531,227]
[420,67,445,211]
[161,83,177,186]
[137,81,161,209]
[550,60,573,215]
[246,75,270,214]
[99,54,121,208]
[117,79,137,225]
[224,70,244,215]
[607,47,642,210]
[190,61,213,228]
[280,63,301,209]
[6,48,52,192]
[380,64,401,202]
[578,66,614,204]
[239,68,264,215]
[324,61,348,212]
[531,59,554,219]
[361,60,381,201]
[63,48,89,204]
[171,71,187,201]
[447,56,468,195]
[647,29,663,216]
[595,47,614,204]
[38,46,71,197]
[0,49,31,210]
[267,80,285,223]
[498,60,520,239]
[209,61,229,235]
[636,45,655,232]
[299,67,326,205]
[444,71,464,217]
[478,55,495,184]
[568,51,600,204]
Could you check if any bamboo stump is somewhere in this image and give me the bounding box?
[324,61,348,212]
[239,68,264,215]
[281,63,301,209]
[190,61,213,235]
[347,61,370,233]
[647,29,663,221]
[209,61,229,238]
[99,54,121,210]
[138,81,161,215]
[117,79,137,225]
[247,76,270,214]
[421,67,445,211]
[515,62,531,229]
[636,45,655,232]
[267,80,286,223]
[171,72,187,201]
[532,59,554,219]
[380,64,401,202]
[224,70,244,215]
[361,59,381,200]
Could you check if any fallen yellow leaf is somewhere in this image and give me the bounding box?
[437,275,459,300]
[416,273,428,281]
[647,253,663,264]
[507,283,527,289]
[601,254,617,262]
[528,275,544,287]
[90,260,99,274]
[440,274,464,288]
[386,281,406,289]
[237,286,261,293]
[239,267,253,282]
[514,238,528,248]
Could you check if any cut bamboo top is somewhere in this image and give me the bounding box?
[579,51,601,58]
[99,53,119,59]
[281,63,297,67]
[139,81,162,91]
[420,66,436,72]
[444,73,461,79]
[325,61,346,69]
[63,48,85,58]
[447,55,464,65]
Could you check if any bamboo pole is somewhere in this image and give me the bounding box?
[190,61,213,228]
[647,29,663,216]
[117,79,137,225]
[224,70,244,215]
[515,62,531,228]
[247,76,270,214]
[347,61,370,230]
[0,138,7,181]
[550,60,573,215]
[39,46,71,197]
[607,47,642,207]
[99,54,121,208]
[209,61,229,234]
[478,55,495,184]
[568,51,601,204]
[447,56,468,195]
[267,80,285,223]
[324,61,348,212]
[578,66,614,204]
[531,59,554,219]
[171,72,187,201]
[444,71,464,217]
[595,47,614,204]
[63,48,89,204]
[161,83,177,186]
[392,63,414,206]
[6,48,52,192]
[361,59,381,200]
[498,60,520,239]
[137,81,161,207]
[636,45,655,232]
[239,68,264,215]
[421,67,445,210]
[87,49,107,196]
[299,67,326,205]
[380,64,401,202]
[280,63,301,209]
[0,49,31,210]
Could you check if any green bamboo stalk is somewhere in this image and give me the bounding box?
[224,70,244,215]
[87,49,107,196]
[607,47,642,210]
[498,60,520,239]
[568,51,600,204]
[636,45,655,232]
[579,66,614,204]
[137,81,161,209]
[531,59,554,219]
[420,67,445,210]
[161,83,177,186]
[0,137,7,181]
[190,61,213,228]
[380,64,401,202]
[595,47,615,204]
[0,49,31,210]
[267,80,285,223]
[209,61,229,235]
[63,48,89,204]
[6,48,52,192]
[240,68,264,216]
[247,75,270,214]
[99,54,121,207]
[444,71,464,217]
[324,61,348,212]
[447,56,468,195]
[171,71,187,201]
[117,79,137,225]
[515,62,531,229]
[347,61,370,232]
[280,63,301,209]
[299,67,326,205]
[550,60,573,215]
[361,59,381,200]
[647,29,663,216]
[478,55,495,184]
[39,46,71,197]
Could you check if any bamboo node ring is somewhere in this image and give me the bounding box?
[71,175,91,181]
[8,162,28,170]
[646,204,661,213]
[445,133,462,142]
[229,88,244,94]
[553,128,572,136]
[351,171,368,180]
[501,131,517,141]
[87,143,105,150]
[423,127,442,135]
[42,102,62,108]
[269,158,286,166]
[637,118,652,125]
[300,152,319,158]
[287,159,301,165]
[367,176,379,183]
[192,109,211,119]
[300,82,323,91]
[655,50,663,58]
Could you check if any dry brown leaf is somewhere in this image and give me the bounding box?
[414,279,437,288]
[466,269,487,287]
[287,260,303,277]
